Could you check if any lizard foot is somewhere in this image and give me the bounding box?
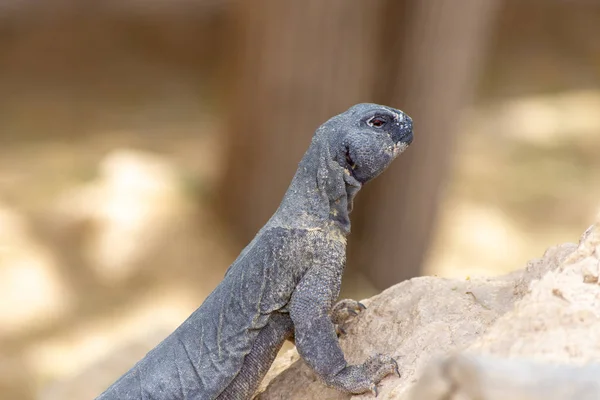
[323,354,400,395]
[331,299,366,336]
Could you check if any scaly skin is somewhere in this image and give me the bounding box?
[97,103,413,399]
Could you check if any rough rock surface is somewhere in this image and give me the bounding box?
[256,222,597,399]
[411,354,600,400]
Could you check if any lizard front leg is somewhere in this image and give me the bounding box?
[289,267,399,395]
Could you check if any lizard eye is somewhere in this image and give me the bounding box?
[367,116,387,128]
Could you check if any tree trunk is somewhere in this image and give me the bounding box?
[217,0,386,242]
[218,0,500,290]
[350,0,501,288]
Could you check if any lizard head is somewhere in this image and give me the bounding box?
[330,103,413,185]
[285,103,413,229]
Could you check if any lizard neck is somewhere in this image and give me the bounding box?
[273,135,360,236]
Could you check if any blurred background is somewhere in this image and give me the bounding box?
[1,0,599,398]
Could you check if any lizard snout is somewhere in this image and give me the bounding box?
[391,114,413,145]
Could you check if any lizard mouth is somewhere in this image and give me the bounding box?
[344,146,358,179]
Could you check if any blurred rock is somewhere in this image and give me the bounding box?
[411,354,600,400]
[257,225,591,399]
[425,201,530,279]
[35,286,200,400]
[0,355,34,400]
[466,90,600,145]
[35,148,238,398]
[53,149,196,284]
[0,202,70,336]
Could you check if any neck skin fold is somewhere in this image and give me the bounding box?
[272,135,360,236]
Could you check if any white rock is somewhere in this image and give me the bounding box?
[54,149,194,283]
[0,204,70,336]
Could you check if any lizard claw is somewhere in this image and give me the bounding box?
[369,383,378,397]
[331,299,366,325]
[331,299,367,337]
[392,359,401,377]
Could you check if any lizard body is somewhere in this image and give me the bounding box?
[98,103,413,399]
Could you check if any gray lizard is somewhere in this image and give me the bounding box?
[97,103,413,399]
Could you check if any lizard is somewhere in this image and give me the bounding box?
[97,103,414,400]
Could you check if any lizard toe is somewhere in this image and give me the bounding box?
[364,354,401,382]
[331,299,366,327]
